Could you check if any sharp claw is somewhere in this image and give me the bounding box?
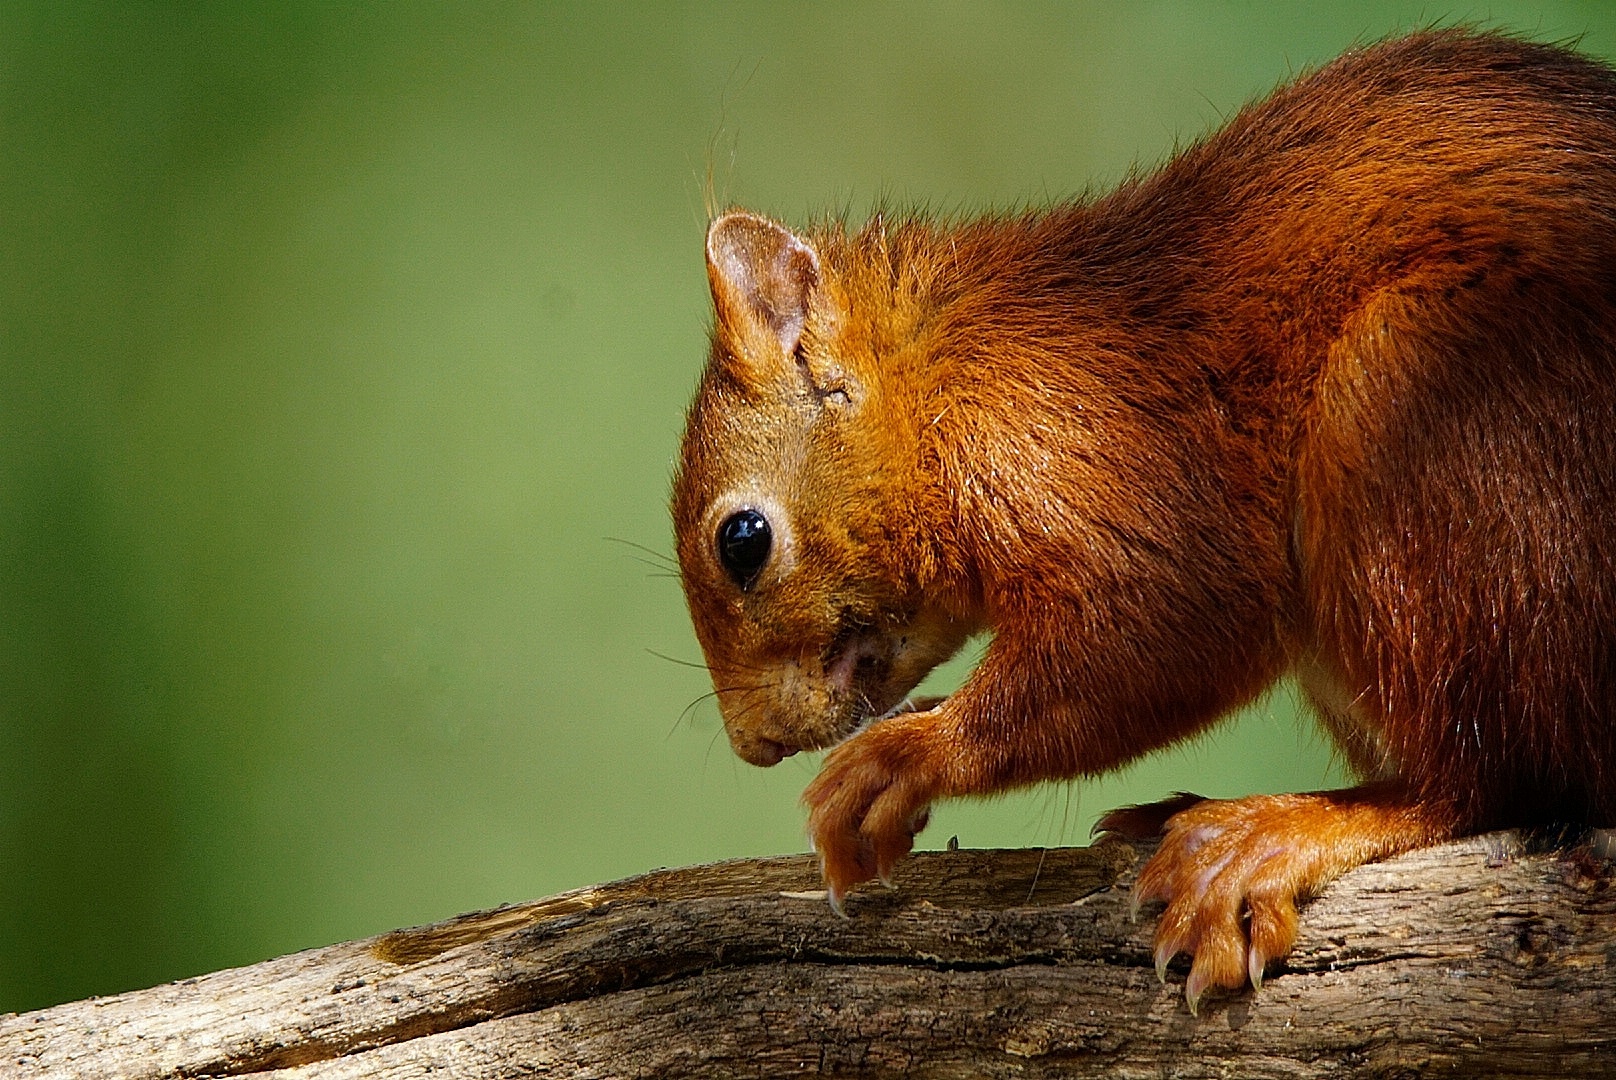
[1184,968,1209,1017]
[1248,949,1266,991]
[827,887,848,919]
[1154,942,1175,984]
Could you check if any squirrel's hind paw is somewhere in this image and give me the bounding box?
[1133,789,1436,1012]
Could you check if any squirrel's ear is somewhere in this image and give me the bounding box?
[706,212,820,355]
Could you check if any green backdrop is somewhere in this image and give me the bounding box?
[4,1,1612,1014]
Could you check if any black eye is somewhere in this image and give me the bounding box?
[717,509,772,588]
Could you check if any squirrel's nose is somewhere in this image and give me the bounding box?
[730,729,799,767]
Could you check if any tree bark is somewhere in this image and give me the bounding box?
[2,834,1614,1078]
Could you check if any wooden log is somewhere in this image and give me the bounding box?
[2,834,1614,1078]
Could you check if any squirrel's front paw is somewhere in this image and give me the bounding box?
[801,713,943,910]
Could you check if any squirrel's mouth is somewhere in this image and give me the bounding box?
[821,625,901,719]
[732,630,896,765]
[721,617,952,767]
[824,633,888,697]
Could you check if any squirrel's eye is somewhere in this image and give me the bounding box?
[717,509,772,588]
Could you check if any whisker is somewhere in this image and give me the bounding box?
[725,696,766,722]
[645,648,772,677]
[1026,847,1049,905]
[624,556,680,575]
[647,649,713,672]
[603,545,683,582]
[1027,782,1077,904]
[704,725,728,770]
[605,536,679,570]
[669,689,719,738]
[666,683,769,740]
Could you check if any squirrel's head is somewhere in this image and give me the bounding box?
[672,211,974,766]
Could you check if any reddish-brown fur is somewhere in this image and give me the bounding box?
[672,29,1616,1011]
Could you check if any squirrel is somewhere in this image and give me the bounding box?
[671,28,1616,1012]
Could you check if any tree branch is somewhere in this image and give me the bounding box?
[3,835,1613,1078]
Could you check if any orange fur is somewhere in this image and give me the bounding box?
[672,30,1616,1008]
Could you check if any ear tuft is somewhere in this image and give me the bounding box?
[706,212,820,354]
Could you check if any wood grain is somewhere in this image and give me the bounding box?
[3,835,1613,1078]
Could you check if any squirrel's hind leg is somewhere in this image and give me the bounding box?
[1131,783,1452,1013]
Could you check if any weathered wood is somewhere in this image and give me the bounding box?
[2,834,1613,1078]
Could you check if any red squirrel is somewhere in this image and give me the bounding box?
[671,29,1616,1011]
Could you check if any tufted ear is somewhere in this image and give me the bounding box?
[706,212,820,355]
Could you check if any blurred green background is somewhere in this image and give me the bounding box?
[4,1,1613,1014]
